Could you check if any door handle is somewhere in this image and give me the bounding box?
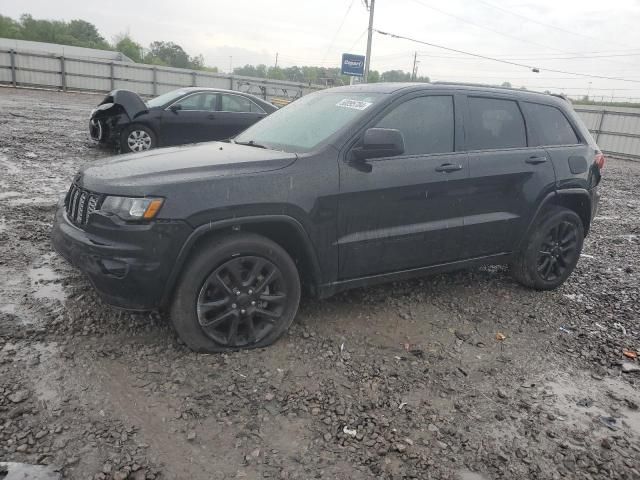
[435,163,463,173]
[526,156,547,164]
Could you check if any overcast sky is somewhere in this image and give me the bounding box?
[4,0,640,100]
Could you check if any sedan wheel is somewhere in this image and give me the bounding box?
[127,130,153,152]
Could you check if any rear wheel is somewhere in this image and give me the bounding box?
[170,233,301,352]
[511,206,584,290]
[120,124,156,153]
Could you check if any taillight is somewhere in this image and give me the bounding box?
[594,152,606,170]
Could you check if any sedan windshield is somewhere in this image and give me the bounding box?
[235,91,384,152]
[146,89,189,108]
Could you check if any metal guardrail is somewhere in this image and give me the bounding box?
[0,48,323,102]
[574,106,640,161]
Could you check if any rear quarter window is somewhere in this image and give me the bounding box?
[467,97,527,150]
[522,102,580,146]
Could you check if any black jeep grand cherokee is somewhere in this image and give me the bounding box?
[52,83,603,352]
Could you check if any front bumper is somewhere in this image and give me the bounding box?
[51,202,192,310]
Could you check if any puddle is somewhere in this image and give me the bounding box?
[0,153,21,175]
[0,303,17,315]
[456,471,489,480]
[7,196,57,206]
[0,462,61,480]
[546,375,640,437]
[28,258,66,304]
[0,191,21,200]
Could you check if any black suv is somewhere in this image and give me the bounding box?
[52,83,603,352]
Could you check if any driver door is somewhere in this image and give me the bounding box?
[337,94,468,279]
[162,92,218,145]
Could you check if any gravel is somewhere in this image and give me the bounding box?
[1,86,639,479]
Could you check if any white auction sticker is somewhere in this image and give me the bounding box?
[336,99,373,110]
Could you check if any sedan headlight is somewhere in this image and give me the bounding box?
[100,196,164,221]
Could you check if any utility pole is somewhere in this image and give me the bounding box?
[275,52,279,68]
[364,0,375,82]
[411,52,417,81]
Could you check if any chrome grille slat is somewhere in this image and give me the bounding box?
[65,184,100,226]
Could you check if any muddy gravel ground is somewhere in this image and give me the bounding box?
[0,87,639,480]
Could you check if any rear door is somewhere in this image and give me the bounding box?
[162,92,218,145]
[461,95,556,257]
[337,93,468,279]
[215,93,268,139]
[520,101,590,189]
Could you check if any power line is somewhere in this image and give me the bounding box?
[408,0,639,69]
[374,29,640,84]
[409,0,570,55]
[320,0,356,64]
[474,0,632,50]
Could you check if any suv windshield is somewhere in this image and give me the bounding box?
[235,91,384,152]
[146,89,189,108]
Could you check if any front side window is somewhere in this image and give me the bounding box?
[235,91,384,152]
[522,102,579,146]
[174,93,217,111]
[375,96,454,155]
[467,97,526,150]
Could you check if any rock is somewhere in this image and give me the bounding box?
[311,407,321,416]
[8,390,29,403]
[436,441,449,449]
[114,472,128,480]
[102,462,112,474]
[601,438,612,450]
[265,392,275,401]
[622,363,640,373]
[394,443,406,453]
[16,443,28,452]
[323,433,332,442]
[187,431,197,441]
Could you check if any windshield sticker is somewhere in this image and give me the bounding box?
[336,99,373,110]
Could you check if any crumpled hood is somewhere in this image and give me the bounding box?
[77,142,297,195]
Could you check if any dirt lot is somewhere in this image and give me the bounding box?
[0,86,639,480]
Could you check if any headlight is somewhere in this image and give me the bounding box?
[100,196,164,221]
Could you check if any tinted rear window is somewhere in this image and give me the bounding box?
[522,102,580,146]
[467,97,526,150]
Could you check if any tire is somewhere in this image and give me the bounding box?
[120,124,156,153]
[511,206,584,290]
[170,233,301,353]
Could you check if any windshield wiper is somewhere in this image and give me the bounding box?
[232,139,268,149]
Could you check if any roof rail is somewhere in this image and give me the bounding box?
[432,81,532,93]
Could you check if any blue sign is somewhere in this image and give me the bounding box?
[341,53,365,77]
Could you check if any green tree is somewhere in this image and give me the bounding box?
[114,33,143,62]
[501,81,512,88]
[0,14,22,38]
[67,19,109,49]
[367,70,380,82]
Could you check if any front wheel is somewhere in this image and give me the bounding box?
[170,233,301,352]
[120,125,156,153]
[511,206,584,290]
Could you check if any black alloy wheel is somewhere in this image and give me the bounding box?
[536,220,579,282]
[196,256,287,348]
[170,233,301,353]
[511,206,584,290]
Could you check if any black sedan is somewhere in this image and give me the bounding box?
[89,87,277,153]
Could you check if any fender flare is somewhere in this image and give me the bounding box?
[518,188,592,250]
[160,215,323,307]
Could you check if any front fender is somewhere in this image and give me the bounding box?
[160,214,322,307]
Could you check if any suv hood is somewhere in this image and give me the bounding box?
[78,142,297,194]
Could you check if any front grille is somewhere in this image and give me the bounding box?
[64,184,102,225]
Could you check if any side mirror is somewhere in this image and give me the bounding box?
[352,128,405,161]
[169,104,182,113]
